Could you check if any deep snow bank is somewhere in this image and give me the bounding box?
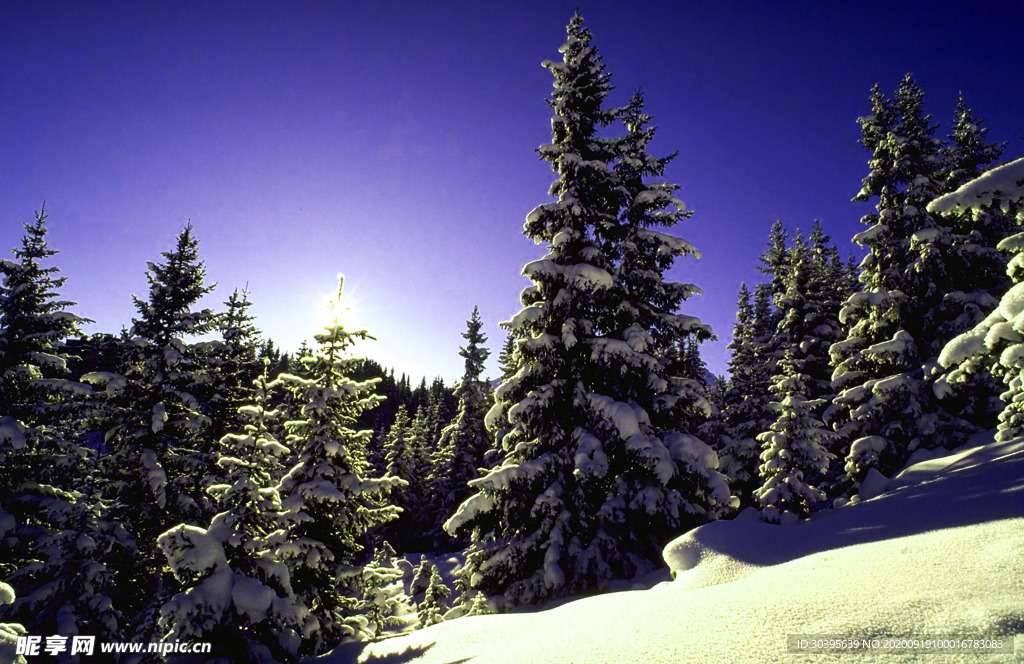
[319,438,1024,663]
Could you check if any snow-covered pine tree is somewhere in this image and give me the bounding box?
[0,209,87,513]
[780,227,849,404]
[463,589,492,617]
[360,542,414,638]
[827,75,971,488]
[714,220,798,505]
[933,157,1024,441]
[408,556,434,601]
[157,491,305,663]
[752,220,792,390]
[429,307,492,547]
[716,277,782,507]
[380,404,433,551]
[759,218,790,308]
[446,15,730,607]
[406,407,436,544]
[383,405,414,482]
[712,283,763,503]
[0,211,129,647]
[807,222,860,465]
[83,224,219,640]
[0,207,87,424]
[755,240,837,521]
[110,223,219,521]
[206,287,264,443]
[272,277,405,655]
[217,361,291,490]
[416,566,450,629]
[158,361,306,662]
[928,96,1012,427]
[755,348,834,523]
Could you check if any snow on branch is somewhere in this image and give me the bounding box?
[928,157,1024,215]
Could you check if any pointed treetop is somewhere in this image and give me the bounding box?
[942,93,1005,189]
[131,223,216,344]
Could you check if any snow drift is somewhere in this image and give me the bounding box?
[319,436,1024,663]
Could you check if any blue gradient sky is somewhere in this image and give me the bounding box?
[2,1,1022,382]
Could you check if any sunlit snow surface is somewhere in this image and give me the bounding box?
[319,436,1024,663]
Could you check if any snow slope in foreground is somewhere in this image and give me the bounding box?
[320,437,1024,663]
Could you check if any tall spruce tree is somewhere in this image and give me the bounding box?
[755,238,839,520]
[712,285,765,504]
[715,221,794,498]
[383,405,414,486]
[759,219,790,307]
[827,75,971,488]
[445,14,730,607]
[0,210,130,646]
[0,207,87,422]
[84,224,218,640]
[928,96,1011,426]
[430,307,491,547]
[779,227,850,404]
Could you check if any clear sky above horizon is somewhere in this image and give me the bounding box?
[2,1,1022,383]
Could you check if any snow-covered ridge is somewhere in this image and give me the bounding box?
[321,436,1024,663]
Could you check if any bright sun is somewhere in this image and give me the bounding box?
[318,273,367,332]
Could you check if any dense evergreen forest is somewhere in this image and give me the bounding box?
[2,12,1022,663]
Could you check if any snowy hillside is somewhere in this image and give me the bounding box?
[320,435,1024,663]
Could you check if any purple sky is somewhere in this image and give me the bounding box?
[2,1,1023,382]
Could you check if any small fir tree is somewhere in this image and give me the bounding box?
[381,404,432,551]
[408,557,434,601]
[206,287,264,442]
[755,352,834,522]
[416,566,450,629]
[360,542,414,638]
[272,276,405,655]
